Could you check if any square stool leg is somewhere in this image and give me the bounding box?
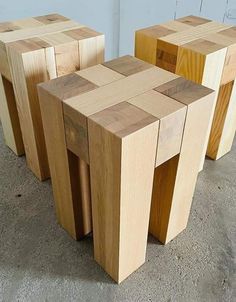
[149,84,215,244]
[7,47,51,180]
[88,103,159,283]
[0,74,24,155]
[207,80,236,159]
[38,87,92,240]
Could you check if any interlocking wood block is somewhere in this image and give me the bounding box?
[135,15,236,165]
[0,13,104,180]
[38,56,215,283]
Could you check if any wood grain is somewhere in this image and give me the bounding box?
[177,15,211,27]
[150,92,215,243]
[135,26,176,66]
[0,14,104,178]
[7,46,50,180]
[34,14,70,25]
[135,15,236,163]
[0,75,24,155]
[88,102,159,283]
[38,85,92,239]
[65,67,178,117]
[207,81,234,159]
[103,55,153,76]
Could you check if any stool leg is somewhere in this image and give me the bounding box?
[207,80,236,160]
[38,88,92,240]
[7,48,50,180]
[88,120,158,283]
[0,74,24,155]
[150,94,215,244]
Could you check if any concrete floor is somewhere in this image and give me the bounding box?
[0,125,235,302]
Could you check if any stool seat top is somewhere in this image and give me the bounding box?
[0,13,102,47]
[136,15,236,51]
[0,13,104,81]
[38,55,215,167]
[136,15,236,85]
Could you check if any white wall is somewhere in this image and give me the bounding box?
[0,0,236,59]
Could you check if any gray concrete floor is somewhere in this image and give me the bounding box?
[0,125,235,302]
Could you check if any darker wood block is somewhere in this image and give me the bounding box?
[207,80,234,158]
[64,27,101,40]
[155,77,213,105]
[0,22,20,33]
[89,101,158,138]
[40,73,98,100]
[139,25,176,38]
[34,14,70,24]
[182,38,224,54]
[156,39,178,73]
[63,103,89,164]
[156,48,177,73]
[7,38,51,53]
[219,27,236,38]
[102,55,153,77]
[177,15,211,27]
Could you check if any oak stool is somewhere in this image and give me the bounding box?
[135,15,236,166]
[0,13,104,180]
[38,56,215,283]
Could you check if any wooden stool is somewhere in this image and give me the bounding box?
[135,15,236,166]
[0,13,104,180]
[38,56,215,283]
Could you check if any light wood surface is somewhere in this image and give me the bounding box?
[88,102,159,283]
[39,55,215,282]
[0,13,105,180]
[150,78,215,243]
[135,15,236,164]
[217,79,236,158]
[207,81,234,159]
[65,64,179,117]
[128,90,186,166]
[77,64,125,86]
[0,75,24,155]
[7,46,50,179]
[38,85,92,240]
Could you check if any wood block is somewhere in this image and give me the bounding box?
[88,102,159,283]
[177,15,211,27]
[0,75,24,155]
[0,13,104,180]
[37,60,128,241]
[207,81,235,159]
[39,56,215,282]
[102,55,153,76]
[64,63,178,117]
[135,15,236,165]
[217,80,236,158]
[128,90,186,166]
[37,85,92,240]
[0,22,20,33]
[0,44,11,81]
[151,78,215,243]
[34,14,70,24]
[135,26,176,66]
